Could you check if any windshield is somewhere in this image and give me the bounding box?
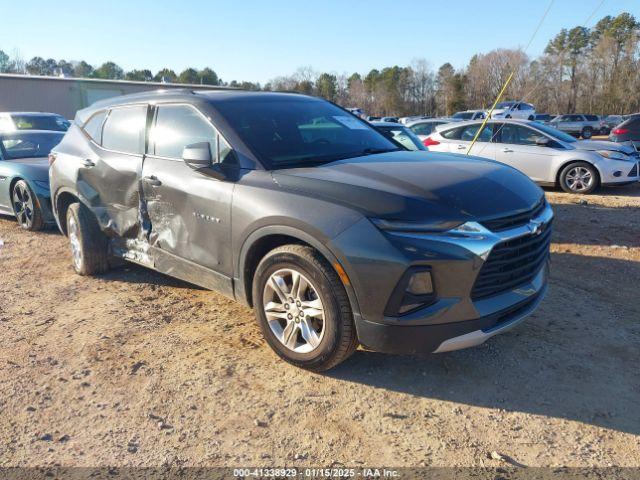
[531,123,577,143]
[214,98,399,169]
[376,126,426,151]
[452,112,473,119]
[10,114,69,132]
[1,132,64,159]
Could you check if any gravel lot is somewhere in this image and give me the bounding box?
[1,185,639,468]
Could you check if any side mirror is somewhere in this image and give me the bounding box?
[182,142,226,180]
[535,136,549,147]
[182,142,212,168]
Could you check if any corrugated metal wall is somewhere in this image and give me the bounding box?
[0,74,223,120]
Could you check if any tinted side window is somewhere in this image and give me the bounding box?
[102,106,147,154]
[441,127,463,140]
[410,123,435,135]
[151,105,217,159]
[500,125,540,145]
[83,111,107,144]
[585,115,599,121]
[460,124,493,142]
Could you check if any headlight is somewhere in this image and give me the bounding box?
[370,218,464,233]
[597,150,628,160]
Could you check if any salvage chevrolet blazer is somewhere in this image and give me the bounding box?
[50,90,553,371]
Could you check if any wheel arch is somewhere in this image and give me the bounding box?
[236,225,361,317]
[555,159,602,187]
[53,188,85,235]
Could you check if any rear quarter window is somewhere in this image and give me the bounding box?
[82,111,107,144]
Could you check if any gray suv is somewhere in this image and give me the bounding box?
[549,114,602,139]
[49,90,552,371]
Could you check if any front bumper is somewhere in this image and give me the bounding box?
[355,264,548,354]
[332,202,553,355]
[599,159,640,185]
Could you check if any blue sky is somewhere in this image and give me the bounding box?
[2,0,637,84]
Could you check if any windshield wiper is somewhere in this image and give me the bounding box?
[360,147,401,156]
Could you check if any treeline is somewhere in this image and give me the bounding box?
[1,12,638,115]
[266,13,640,116]
[0,52,260,90]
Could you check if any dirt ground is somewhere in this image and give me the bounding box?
[0,184,639,469]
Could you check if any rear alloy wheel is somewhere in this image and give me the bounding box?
[252,244,358,371]
[66,202,110,275]
[560,162,598,194]
[581,127,593,139]
[12,180,44,231]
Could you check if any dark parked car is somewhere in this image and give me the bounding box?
[533,114,554,125]
[0,112,70,133]
[50,90,552,371]
[0,130,62,230]
[609,115,640,149]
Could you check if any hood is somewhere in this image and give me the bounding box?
[6,156,50,182]
[574,140,636,155]
[272,151,543,225]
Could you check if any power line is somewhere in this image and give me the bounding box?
[466,0,555,154]
[468,0,609,156]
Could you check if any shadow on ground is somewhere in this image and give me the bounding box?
[328,252,640,437]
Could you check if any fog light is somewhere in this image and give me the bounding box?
[613,171,622,177]
[406,271,434,295]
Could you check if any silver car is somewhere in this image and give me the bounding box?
[425,119,640,193]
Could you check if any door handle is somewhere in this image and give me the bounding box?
[457,144,466,150]
[143,175,162,187]
[83,159,95,167]
[502,148,514,153]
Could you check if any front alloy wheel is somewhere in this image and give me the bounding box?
[560,162,598,194]
[12,180,43,231]
[252,244,358,371]
[263,268,325,353]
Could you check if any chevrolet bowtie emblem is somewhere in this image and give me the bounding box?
[528,219,543,236]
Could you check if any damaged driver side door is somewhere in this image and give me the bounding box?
[140,103,234,290]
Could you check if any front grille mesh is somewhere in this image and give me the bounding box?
[471,221,552,299]
[480,200,545,232]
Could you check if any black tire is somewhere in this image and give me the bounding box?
[252,244,358,371]
[581,127,593,139]
[66,202,110,275]
[559,162,599,194]
[505,114,512,119]
[528,115,534,121]
[12,180,44,231]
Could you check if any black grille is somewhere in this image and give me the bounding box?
[628,162,638,177]
[472,221,552,299]
[480,200,546,232]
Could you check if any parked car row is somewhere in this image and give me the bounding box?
[365,102,638,140]
[1,93,556,371]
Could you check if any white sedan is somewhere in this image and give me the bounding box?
[424,119,640,194]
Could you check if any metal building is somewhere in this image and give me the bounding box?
[0,73,227,120]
